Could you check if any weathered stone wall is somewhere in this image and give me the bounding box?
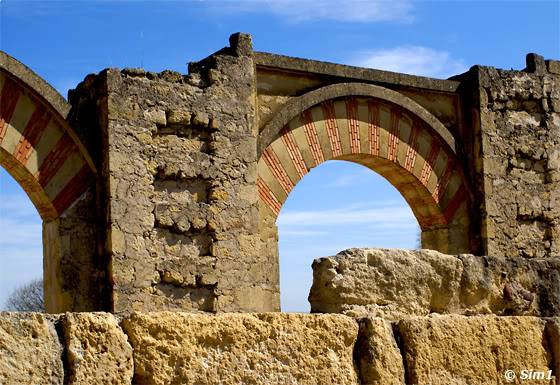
[1,312,558,385]
[69,34,278,314]
[310,248,560,319]
[3,34,560,316]
[472,55,560,258]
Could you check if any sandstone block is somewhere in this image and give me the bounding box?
[0,312,63,385]
[396,315,554,385]
[122,312,359,385]
[309,248,560,319]
[355,317,405,385]
[63,313,133,385]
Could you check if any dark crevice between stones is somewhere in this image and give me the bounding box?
[352,318,368,385]
[391,322,412,385]
[544,319,559,382]
[53,315,71,385]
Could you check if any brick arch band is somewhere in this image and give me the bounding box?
[257,83,471,252]
[0,52,95,220]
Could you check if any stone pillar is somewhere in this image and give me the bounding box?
[473,54,560,258]
[68,33,278,314]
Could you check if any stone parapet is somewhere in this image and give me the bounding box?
[1,312,558,385]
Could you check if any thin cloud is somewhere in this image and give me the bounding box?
[277,203,416,227]
[329,170,373,187]
[206,0,414,23]
[281,229,328,237]
[351,45,468,78]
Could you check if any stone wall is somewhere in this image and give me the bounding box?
[68,34,278,314]
[1,311,558,385]
[471,55,560,258]
[3,34,560,316]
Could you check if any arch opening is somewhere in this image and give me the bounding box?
[0,167,44,311]
[258,90,473,312]
[0,52,102,312]
[277,160,420,312]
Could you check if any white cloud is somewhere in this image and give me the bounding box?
[207,0,414,23]
[277,202,417,227]
[351,45,468,78]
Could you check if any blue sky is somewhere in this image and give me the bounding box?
[0,0,558,311]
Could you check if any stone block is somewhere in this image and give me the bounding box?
[309,248,560,319]
[355,317,405,385]
[63,313,134,385]
[0,313,63,385]
[122,312,359,385]
[547,60,560,75]
[396,315,554,385]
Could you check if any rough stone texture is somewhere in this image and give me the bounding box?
[69,33,278,313]
[474,57,560,258]
[397,315,555,385]
[0,312,558,384]
[0,313,63,385]
[43,187,109,313]
[63,313,133,385]
[546,318,560,385]
[310,248,560,319]
[122,312,359,385]
[355,317,405,385]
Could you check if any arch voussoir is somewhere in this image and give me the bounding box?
[258,83,472,253]
[0,52,96,220]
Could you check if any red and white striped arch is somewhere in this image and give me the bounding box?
[0,55,95,221]
[257,93,468,231]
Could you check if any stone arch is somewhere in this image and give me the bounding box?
[257,83,472,254]
[1,51,102,313]
[0,51,96,221]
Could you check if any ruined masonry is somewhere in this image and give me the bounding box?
[0,33,559,384]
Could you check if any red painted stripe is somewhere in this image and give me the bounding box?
[300,110,325,165]
[444,184,467,222]
[0,77,22,142]
[262,147,294,195]
[387,110,400,162]
[280,126,308,179]
[368,101,380,156]
[404,123,419,172]
[321,101,342,158]
[417,214,447,228]
[345,98,360,154]
[13,104,51,164]
[257,177,282,215]
[432,160,454,204]
[35,135,76,187]
[420,141,440,186]
[52,164,92,214]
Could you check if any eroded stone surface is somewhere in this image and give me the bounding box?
[397,316,554,385]
[546,318,560,385]
[122,312,359,385]
[355,317,405,385]
[477,62,560,259]
[309,248,560,319]
[0,312,63,385]
[63,313,133,385]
